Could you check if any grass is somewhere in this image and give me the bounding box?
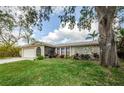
[0,58,124,86]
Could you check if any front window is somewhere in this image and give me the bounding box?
[66,47,70,56]
[36,47,41,56]
[61,48,65,55]
[57,48,60,54]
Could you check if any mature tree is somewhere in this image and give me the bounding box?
[21,30,36,44]
[16,7,37,44]
[95,7,118,67]
[0,6,53,45]
[58,6,124,67]
[0,6,39,45]
[17,6,53,44]
[0,9,16,46]
[86,30,98,41]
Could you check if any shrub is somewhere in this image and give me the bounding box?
[79,54,91,60]
[73,53,94,60]
[52,53,59,58]
[80,54,85,59]
[48,53,58,58]
[60,55,64,58]
[48,55,52,58]
[84,54,91,60]
[73,53,79,60]
[118,51,124,59]
[0,45,21,57]
[93,53,99,59]
[36,55,44,60]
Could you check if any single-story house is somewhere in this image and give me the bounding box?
[21,41,99,58]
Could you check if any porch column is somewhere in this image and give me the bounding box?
[70,46,72,56]
[64,47,66,56]
[60,48,61,55]
[41,46,45,57]
[55,48,57,54]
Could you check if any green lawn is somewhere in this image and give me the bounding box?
[0,58,124,86]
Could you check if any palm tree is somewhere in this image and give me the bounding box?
[86,30,98,41]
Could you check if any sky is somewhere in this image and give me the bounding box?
[18,7,98,45]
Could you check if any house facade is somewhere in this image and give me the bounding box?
[21,41,99,58]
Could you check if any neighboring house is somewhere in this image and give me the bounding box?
[21,41,99,58]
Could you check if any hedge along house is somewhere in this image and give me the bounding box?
[21,41,99,58]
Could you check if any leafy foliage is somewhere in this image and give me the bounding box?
[0,6,54,45]
[58,6,124,31]
[117,28,124,48]
[0,9,16,46]
[116,7,124,24]
[58,6,97,31]
[117,28,124,59]
[58,6,76,29]
[37,6,53,30]
[0,44,21,57]
[78,7,96,30]
[35,55,44,60]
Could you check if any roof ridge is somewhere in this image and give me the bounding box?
[21,40,99,48]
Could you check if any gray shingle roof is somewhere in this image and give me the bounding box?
[21,40,99,48]
[21,41,55,48]
[55,40,99,47]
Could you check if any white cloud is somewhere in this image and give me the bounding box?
[17,38,26,46]
[31,34,36,38]
[52,6,64,15]
[41,21,98,44]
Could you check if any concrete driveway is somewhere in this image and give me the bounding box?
[0,57,34,64]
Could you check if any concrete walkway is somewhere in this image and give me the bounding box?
[0,57,33,64]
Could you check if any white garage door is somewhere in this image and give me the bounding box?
[23,48,35,58]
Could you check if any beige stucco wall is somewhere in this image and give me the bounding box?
[22,45,99,58]
[40,46,45,56]
[32,46,45,57]
[71,45,99,55]
[22,45,45,58]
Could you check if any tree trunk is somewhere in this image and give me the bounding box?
[95,6,119,67]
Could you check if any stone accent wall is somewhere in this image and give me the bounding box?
[55,45,99,56]
[71,45,99,55]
